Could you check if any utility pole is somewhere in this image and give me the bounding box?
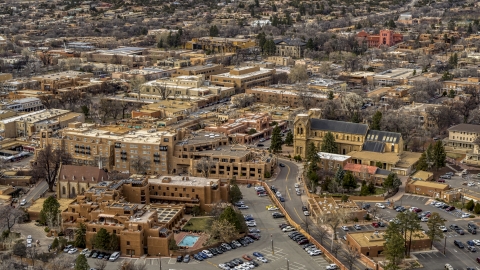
[271,234,274,255]
[443,236,447,255]
[159,253,162,270]
[286,258,290,270]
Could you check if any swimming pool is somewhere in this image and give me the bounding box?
[178,235,199,247]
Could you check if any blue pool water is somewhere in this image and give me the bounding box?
[178,235,199,247]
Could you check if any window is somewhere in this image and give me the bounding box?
[164,138,169,142]
[93,228,96,232]
[127,241,130,245]
[192,189,195,192]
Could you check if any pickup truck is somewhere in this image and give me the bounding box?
[326,264,339,270]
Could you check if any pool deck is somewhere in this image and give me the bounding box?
[174,231,208,251]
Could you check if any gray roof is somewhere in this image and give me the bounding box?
[448,124,480,133]
[310,119,368,135]
[376,169,391,176]
[366,130,401,144]
[274,38,306,46]
[362,141,385,152]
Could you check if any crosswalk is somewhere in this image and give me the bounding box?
[256,246,330,270]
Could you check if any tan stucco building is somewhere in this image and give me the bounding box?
[211,66,275,93]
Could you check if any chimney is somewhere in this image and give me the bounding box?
[63,175,65,180]
[72,176,75,180]
[92,177,94,181]
[82,176,85,181]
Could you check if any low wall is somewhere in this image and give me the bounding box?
[236,179,349,270]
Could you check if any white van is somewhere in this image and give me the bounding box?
[109,252,120,261]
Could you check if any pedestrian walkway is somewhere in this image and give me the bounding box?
[387,175,409,202]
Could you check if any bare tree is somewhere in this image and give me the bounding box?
[317,208,351,240]
[129,76,146,100]
[342,248,360,270]
[231,94,255,108]
[31,145,72,192]
[0,205,25,232]
[151,81,172,100]
[94,259,108,270]
[331,241,342,258]
[129,156,151,175]
[408,80,442,103]
[288,65,309,83]
[313,225,329,246]
[195,157,217,178]
[121,260,147,270]
[296,86,316,110]
[340,92,363,121]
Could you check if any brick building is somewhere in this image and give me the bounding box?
[356,30,403,48]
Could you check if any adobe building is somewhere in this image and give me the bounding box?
[307,196,367,223]
[406,180,450,197]
[31,71,94,93]
[39,124,275,180]
[172,64,229,80]
[185,37,257,53]
[56,165,109,199]
[61,180,178,257]
[346,231,431,257]
[204,112,287,144]
[210,66,275,93]
[246,87,327,108]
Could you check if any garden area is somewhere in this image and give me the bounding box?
[182,217,213,233]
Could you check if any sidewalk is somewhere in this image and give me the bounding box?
[387,175,409,203]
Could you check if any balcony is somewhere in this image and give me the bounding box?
[150,194,200,203]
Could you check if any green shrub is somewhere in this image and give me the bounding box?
[44,227,50,233]
[264,171,272,178]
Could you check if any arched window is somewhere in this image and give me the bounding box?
[62,186,66,195]
[71,187,76,196]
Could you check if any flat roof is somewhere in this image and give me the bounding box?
[213,68,273,79]
[412,170,433,181]
[408,180,449,190]
[149,176,220,187]
[317,152,350,162]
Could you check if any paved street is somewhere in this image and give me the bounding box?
[83,184,330,270]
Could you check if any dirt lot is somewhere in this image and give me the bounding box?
[12,222,56,253]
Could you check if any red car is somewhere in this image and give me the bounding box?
[242,254,253,261]
[372,222,379,228]
[414,208,422,213]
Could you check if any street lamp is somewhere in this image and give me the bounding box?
[285,258,290,270]
[158,253,162,270]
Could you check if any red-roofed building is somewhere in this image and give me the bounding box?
[356,30,403,48]
[344,163,389,185]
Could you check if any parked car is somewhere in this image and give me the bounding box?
[279,163,285,167]
[456,229,465,235]
[282,226,296,232]
[242,254,253,261]
[238,205,249,209]
[341,226,349,231]
[68,248,78,254]
[375,203,385,209]
[303,211,310,216]
[354,224,362,230]
[468,245,477,252]
[326,264,339,269]
[440,175,451,179]
[20,199,27,206]
[439,226,448,232]
[446,206,456,211]
[469,228,477,234]
[454,240,465,248]
[109,252,120,262]
[272,212,285,218]
[302,206,308,211]
[437,179,446,183]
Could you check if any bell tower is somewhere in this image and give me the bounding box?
[293,114,310,158]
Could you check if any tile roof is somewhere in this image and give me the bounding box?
[310,119,368,135]
[58,165,108,183]
[344,163,378,175]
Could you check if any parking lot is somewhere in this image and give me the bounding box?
[85,185,331,270]
[360,194,480,269]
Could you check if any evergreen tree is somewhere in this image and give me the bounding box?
[75,254,89,270]
[388,19,396,29]
[272,4,277,12]
[74,223,86,248]
[209,25,219,37]
[416,152,428,171]
[40,196,60,228]
[342,172,358,192]
[93,228,110,251]
[254,0,259,7]
[327,91,334,100]
[320,131,337,154]
[367,181,376,194]
[108,233,120,251]
[371,111,382,130]
[229,183,243,203]
[431,141,446,171]
[466,199,475,211]
[384,173,401,193]
[474,202,480,214]
[51,237,59,250]
[157,39,163,48]
[334,166,345,183]
[468,23,473,34]
[384,221,405,269]
[219,206,242,231]
[257,32,267,52]
[376,161,383,168]
[269,124,282,153]
[360,180,369,196]
[426,213,445,248]
[306,141,319,163]
[306,38,314,50]
[284,131,294,146]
